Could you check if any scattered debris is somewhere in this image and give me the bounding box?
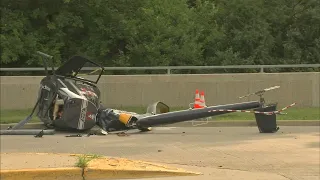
[34,130,44,138]
[86,133,95,137]
[65,134,82,137]
[117,132,129,137]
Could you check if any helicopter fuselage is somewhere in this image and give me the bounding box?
[36,75,101,131]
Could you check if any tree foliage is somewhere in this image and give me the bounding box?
[1,0,319,72]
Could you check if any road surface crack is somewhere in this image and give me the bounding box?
[163,162,206,167]
[81,168,86,180]
[277,173,293,180]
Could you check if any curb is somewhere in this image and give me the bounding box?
[0,168,83,180]
[0,168,199,180]
[0,153,200,180]
[1,120,319,130]
[84,168,199,179]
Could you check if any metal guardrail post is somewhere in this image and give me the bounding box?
[167,68,171,74]
[260,67,264,73]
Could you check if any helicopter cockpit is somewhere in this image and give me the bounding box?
[54,55,104,85]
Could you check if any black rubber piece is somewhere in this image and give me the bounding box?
[65,134,82,137]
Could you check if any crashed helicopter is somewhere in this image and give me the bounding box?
[1,51,295,136]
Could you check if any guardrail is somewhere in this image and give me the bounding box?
[0,64,319,74]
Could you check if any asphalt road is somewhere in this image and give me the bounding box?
[1,126,319,180]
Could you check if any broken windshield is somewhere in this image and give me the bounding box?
[74,61,104,83]
[55,56,104,84]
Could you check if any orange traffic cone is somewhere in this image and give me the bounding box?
[200,91,206,108]
[193,89,202,109]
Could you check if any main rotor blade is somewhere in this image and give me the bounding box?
[239,86,280,99]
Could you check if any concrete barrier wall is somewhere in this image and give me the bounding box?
[0,72,319,110]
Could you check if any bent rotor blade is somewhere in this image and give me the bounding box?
[11,115,33,130]
[239,86,280,99]
[11,98,40,130]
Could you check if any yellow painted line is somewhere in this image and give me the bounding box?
[1,168,200,180]
[84,157,201,179]
[84,168,200,179]
[0,168,83,180]
[0,153,201,180]
[0,152,83,156]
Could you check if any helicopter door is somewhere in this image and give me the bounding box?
[52,96,64,120]
[37,82,55,124]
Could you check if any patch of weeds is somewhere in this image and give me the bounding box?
[75,154,102,168]
[75,154,103,180]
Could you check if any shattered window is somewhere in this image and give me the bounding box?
[75,61,103,83]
